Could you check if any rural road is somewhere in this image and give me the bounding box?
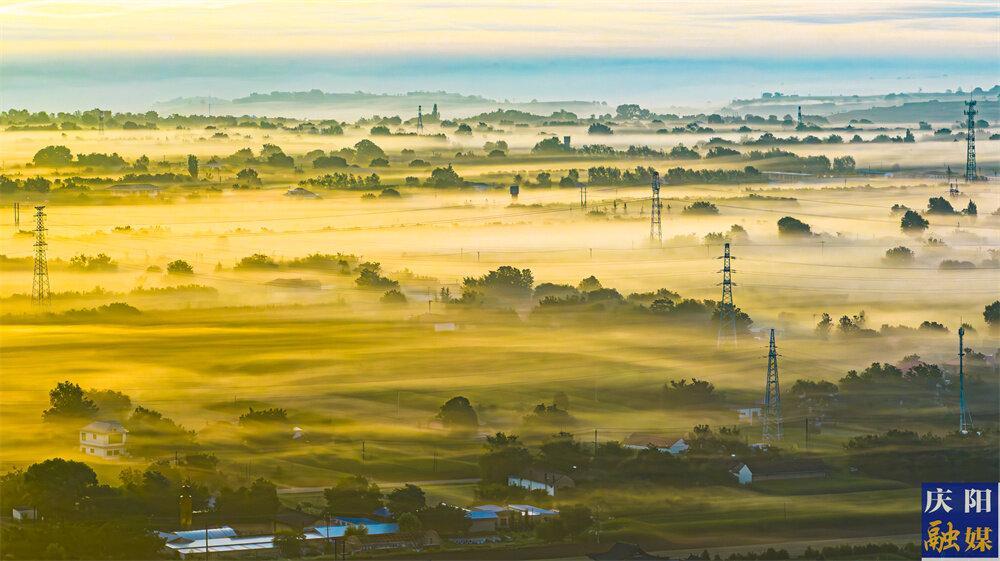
[277,478,480,495]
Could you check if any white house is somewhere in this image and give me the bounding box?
[507,468,575,496]
[79,420,128,459]
[623,433,688,455]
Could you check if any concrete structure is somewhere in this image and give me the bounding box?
[733,459,829,485]
[623,433,688,455]
[508,468,575,496]
[79,420,127,459]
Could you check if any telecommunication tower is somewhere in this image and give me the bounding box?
[958,326,973,434]
[650,171,662,242]
[31,206,50,305]
[964,100,977,181]
[762,328,782,442]
[417,105,424,131]
[717,242,737,345]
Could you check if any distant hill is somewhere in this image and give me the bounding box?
[829,99,999,124]
[725,86,999,119]
[153,90,609,120]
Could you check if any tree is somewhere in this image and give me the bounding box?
[777,216,812,236]
[900,210,929,232]
[314,155,348,169]
[397,512,423,533]
[985,301,999,330]
[588,123,613,135]
[33,145,73,167]
[234,253,278,270]
[323,475,382,515]
[370,125,391,136]
[577,275,602,292]
[236,168,261,185]
[535,171,552,186]
[532,137,572,154]
[479,432,532,483]
[187,155,198,179]
[386,484,426,515]
[436,396,478,429]
[815,313,833,339]
[883,246,915,265]
[273,530,305,558]
[166,260,194,275]
[416,504,470,535]
[964,200,978,215]
[926,197,956,215]
[832,156,856,172]
[558,505,594,538]
[42,381,98,422]
[682,201,720,215]
[380,289,407,304]
[24,459,98,517]
[903,129,915,143]
[85,389,131,419]
[427,164,464,187]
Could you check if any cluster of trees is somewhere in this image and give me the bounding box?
[32,145,145,170]
[846,429,997,483]
[300,172,382,189]
[586,166,656,186]
[322,476,470,535]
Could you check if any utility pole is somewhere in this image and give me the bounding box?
[964,100,978,181]
[650,171,662,243]
[31,206,50,306]
[717,242,737,346]
[762,329,783,442]
[958,326,973,434]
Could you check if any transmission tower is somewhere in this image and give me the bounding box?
[958,326,973,434]
[717,242,737,345]
[964,100,977,181]
[417,105,424,131]
[762,328,782,442]
[31,206,50,306]
[650,171,662,242]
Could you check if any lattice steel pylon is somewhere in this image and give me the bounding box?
[958,326,973,434]
[716,242,737,346]
[964,100,977,181]
[31,205,50,306]
[650,171,662,242]
[417,105,424,131]
[762,328,782,442]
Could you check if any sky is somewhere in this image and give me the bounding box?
[1,0,998,110]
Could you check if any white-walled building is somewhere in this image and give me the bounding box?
[79,420,128,459]
[623,433,689,455]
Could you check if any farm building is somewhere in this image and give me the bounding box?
[508,467,575,496]
[79,420,127,459]
[107,183,162,197]
[732,459,830,485]
[623,433,689,454]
